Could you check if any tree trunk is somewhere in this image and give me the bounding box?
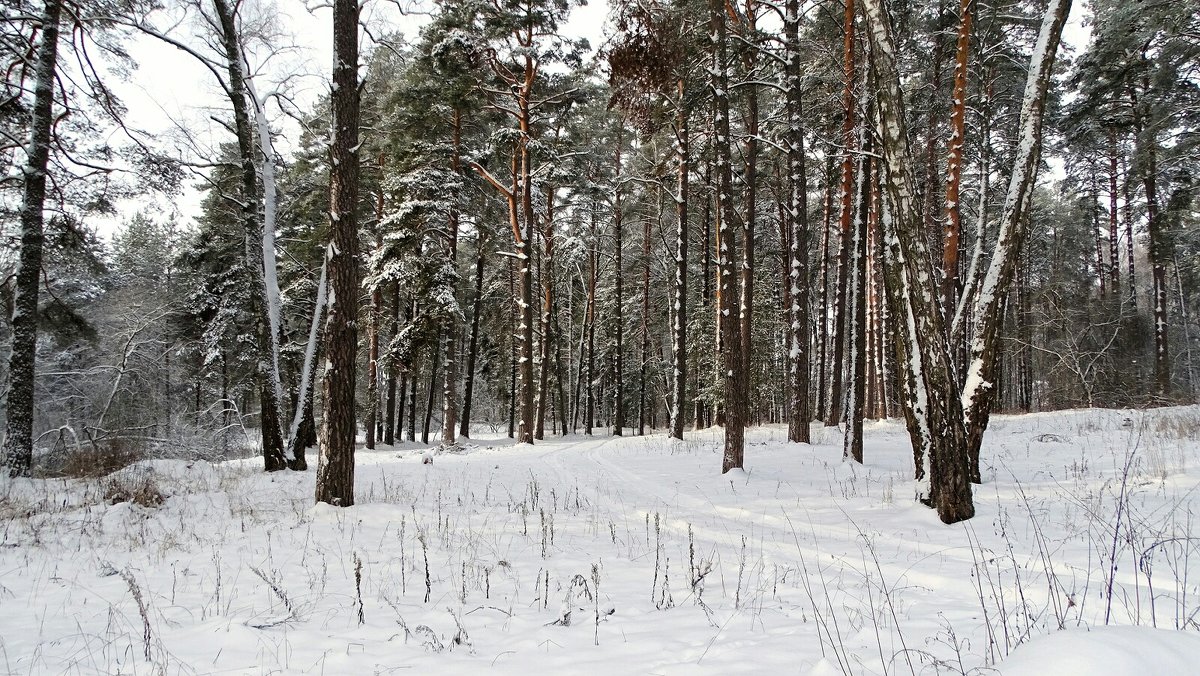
[943,0,973,323]
[213,0,286,472]
[1140,135,1170,397]
[3,0,61,478]
[670,81,690,441]
[586,203,598,435]
[711,0,745,473]
[695,154,713,431]
[739,5,760,429]
[367,238,381,451]
[315,0,361,506]
[384,284,400,445]
[844,130,872,464]
[863,0,977,523]
[441,109,462,448]
[785,0,811,444]
[1107,130,1121,295]
[639,190,651,436]
[827,0,857,426]
[285,256,328,469]
[460,240,485,438]
[423,342,440,445]
[535,183,557,440]
[959,0,1072,479]
[613,132,626,437]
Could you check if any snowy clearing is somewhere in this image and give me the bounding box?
[2,406,1199,674]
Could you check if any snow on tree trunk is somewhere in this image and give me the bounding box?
[827,0,857,427]
[784,0,811,444]
[247,76,287,436]
[3,0,62,478]
[710,0,745,473]
[285,255,328,470]
[960,0,1072,474]
[212,0,286,472]
[613,133,626,437]
[942,0,973,325]
[442,110,462,449]
[315,0,361,506]
[669,81,689,441]
[843,127,871,464]
[862,0,975,523]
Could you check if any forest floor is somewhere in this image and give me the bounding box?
[2,407,1200,674]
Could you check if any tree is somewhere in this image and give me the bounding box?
[3,0,63,477]
[315,0,361,506]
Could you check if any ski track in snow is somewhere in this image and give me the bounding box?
[1,407,1199,674]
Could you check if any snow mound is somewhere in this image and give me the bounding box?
[999,626,1200,675]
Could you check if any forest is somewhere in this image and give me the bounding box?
[1,0,1198,530]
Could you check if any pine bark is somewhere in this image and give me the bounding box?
[711,0,745,473]
[613,133,626,437]
[943,0,973,321]
[3,0,61,477]
[586,203,598,435]
[739,5,760,427]
[785,0,811,444]
[669,81,690,441]
[1107,130,1121,295]
[315,0,361,506]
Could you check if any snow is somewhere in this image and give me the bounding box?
[999,626,1200,675]
[2,407,1199,674]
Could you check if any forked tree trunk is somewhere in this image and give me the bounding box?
[284,256,328,469]
[315,0,361,506]
[213,0,286,472]
[863,0,974,523]
[3,0,61,478]
[960,0,1073,473]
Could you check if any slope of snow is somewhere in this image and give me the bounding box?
[1,406,1198,674]
[999,626,1200,675]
